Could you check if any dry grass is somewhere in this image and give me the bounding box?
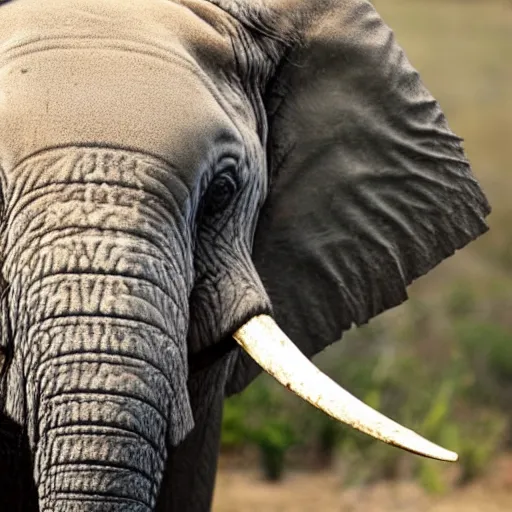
[213,455,512,511]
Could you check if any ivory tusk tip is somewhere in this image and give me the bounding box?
[396,438,458,462]
[432,448,458,463]
[446,452,459,463]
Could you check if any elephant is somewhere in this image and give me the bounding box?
[0,0,491,510]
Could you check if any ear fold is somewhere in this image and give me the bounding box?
[225,0,490,395]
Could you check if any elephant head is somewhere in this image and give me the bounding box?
[0,0,490,510]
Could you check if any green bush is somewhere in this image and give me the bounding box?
[456,410,507,485]
[446,281,477,318]
[455,320,512,384]
[221,397,249,450]
[222,376,299,481]
[250,419,297,482]
[314,415,340,468]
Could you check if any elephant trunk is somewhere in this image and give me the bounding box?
[1,148,195,510]
[33,319,190,511]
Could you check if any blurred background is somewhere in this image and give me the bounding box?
[213,0,512,510]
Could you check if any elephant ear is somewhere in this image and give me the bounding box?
[226,0,490,394]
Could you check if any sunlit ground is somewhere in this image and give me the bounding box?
[213,0,512,509]
[214,455,512,511]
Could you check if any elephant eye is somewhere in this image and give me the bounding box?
[201,172,238,218]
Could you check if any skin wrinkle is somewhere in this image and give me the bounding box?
[42,433,165,481]
[25,317,189,374]
[46,481,155,508]
[46,468,154,492]
[5,150,190,226]
[3,188,191,295]
[22,284,173,335]
[40,445,163,486]
[12,198,177,249]
[41,387,167,420]
[34,334,180,376]
[48,492,150,506]
[31,353,179,431]
[22,274,183,332]
[41,425,162,456]
[3,210,189,277]
[40,456,158,493]
[40,395,168,451]
[31,358,176,434]
[6,227,190,300]
[6,181,183,232]
[36,405,167,504]
[42,457,157,490]
[21,260,183,301]
[36,354,177,407]
[33,351,179,406]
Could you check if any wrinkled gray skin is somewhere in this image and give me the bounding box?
[0,0,490,511]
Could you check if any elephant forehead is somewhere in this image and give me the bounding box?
[0,0,238,68]
[0,0,244,179]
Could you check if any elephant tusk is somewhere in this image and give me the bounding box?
[233,315,458,462]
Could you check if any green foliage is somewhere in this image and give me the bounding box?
[221,397,250,449]
[250,419,297,482]
[414,382,456,494]
[456,321,512,383]
[221,377,299,481]
[314,415,341,467]
[456,411,507,485]
[446,281,477,318]
[418,459,448,495]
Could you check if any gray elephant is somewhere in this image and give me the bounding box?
[0,0,490,510]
